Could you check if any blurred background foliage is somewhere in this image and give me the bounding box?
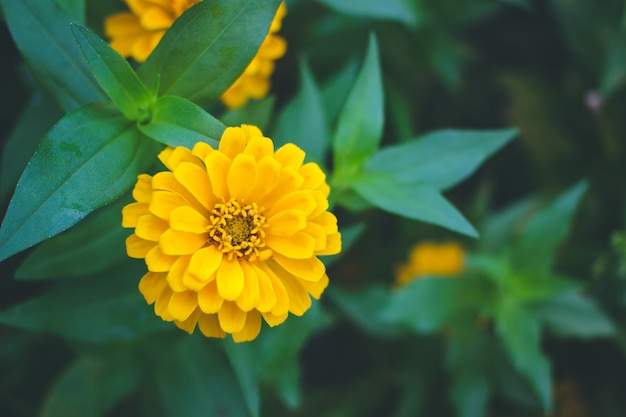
[2,0,626,416]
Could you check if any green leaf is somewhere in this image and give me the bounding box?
[138,0,282,107]
[317,0,419,26]
[156,336,250,417]
[328,285,399,337]
[321,58,359,126]
[512,181,587,269]
[333,33,384,179]
[0,104,159,262]
[221,97,276,132]
[71,24,153,121]
[365,129,517,191]
[138,96,224,148]
[496,301,552,411]
[0,0,105,111]
[258,301,330,408]
[222,340,260,417]
[15,198,129,280]
[273,58,329,164]
[504,271,580,302]
[1,91,63,202]
[445,325,492,417]
[531,291,616,338]
[381,277,488,333]
[54,0,85,20]
[351,173,478,237]
[0,269,168,343]
[41,352,141,417]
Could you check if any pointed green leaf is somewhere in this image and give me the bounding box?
[156,337,250,417]
[351,173,478,237]
[222,340,260,417]
[496,301,552,411]
[273,58,329,163]
[54,0,85,21]
[1,91,63,202]
[532,291,616,338]
[445,325,492,417]
[41,352,141,417]
[513,181,587,269]
[381,278,488,333]
[365,129,517,191]
[317,0,419,26]
[138,0,282,107]
[71,24,153,121]
[0,104,160,262]
[138,96,224,148]
[0,0,105,111]
[0,269,167,343]
[333,33,384,178]
[15,199,129,280]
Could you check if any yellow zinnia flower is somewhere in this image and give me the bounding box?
[104,0,287,109]
[122,125,341,342]
[395,242,465,286]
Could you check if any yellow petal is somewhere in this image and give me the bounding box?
[204,149,231,200]
[174,162,215,210]
[274,143,305,169]
[227,154,258,200]
[303,222,328,251]
[268,264,311,316]
[159,229,207,255]
[166,255,191,292]
[309,189,330,218]
[105,13,145,39]
[188,245,222,282]
[262,311,288,327]
[198,313,226,338]
[154,286,174,321]
[258,35,287,60]
[271,254,325,282]
[246,156,281,203]
[219,127,248,159]
[152,172,208,216]
[169,205,210,233]
[126,234,156,258]
[122,202,149,228]
[182,268,213,292]
[299,162,326,190]
[216,258,245,300]
[316,232,342,256]
[135,214,168,241]
[311,211,339,234]
[132,174,153,202]
[149,190,186,220]
[261,265,289,316]
[174,308,200,334]
[232,310,262,342]
[139,6,175,30]
[145,245,178,272]
[260,166,304,208]
[242,75,270,99]
[131,32,162,62]
[138,271,168,304]
[198,280,224,313]
[160,146,197,171]
[243,137,274,161]
[265,190,316,218]
[217,301,246,333]
[192,141,214,160]
[266,209,307,237]
[300,274,329,299]
[126,0,154,16]
[265,231,316,259]
[235,262,261,311]
[251,264,277,313]
[168,290,198,322]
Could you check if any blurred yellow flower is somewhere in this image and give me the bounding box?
[122,125,341,342]
[105,0,287,109]
[395,242,465,285]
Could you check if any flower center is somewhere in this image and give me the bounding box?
[208,199,268,261]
